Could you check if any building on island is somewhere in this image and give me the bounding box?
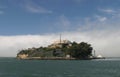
[16,35,97,60]
[48,40,72,48]
[17,54,28,59]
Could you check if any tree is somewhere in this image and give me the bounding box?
[68,42,93,59]
[17,41,93,59]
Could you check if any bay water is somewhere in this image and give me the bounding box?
[0,57,120,77]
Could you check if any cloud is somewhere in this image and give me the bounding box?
[12,0,52,14]
[60,15,70,26]
[100,9,116,14]
[0,6,120,57]
[24,1,52,14]
[0,35,56,57]
[53,15,71,31]
[0,28,120,57]
[95,15,107,22]
[99,8,120,18]
[0,11,120,57]
[0,6,5,15]
[0,10,4,14]
[98,17,107,22]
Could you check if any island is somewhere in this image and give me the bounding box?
[17,39,98,60]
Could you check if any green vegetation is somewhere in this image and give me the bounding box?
[66,42,93,59]
[17,41,93,59]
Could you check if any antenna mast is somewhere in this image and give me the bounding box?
[94,50,96,57]
[60,34,61,44]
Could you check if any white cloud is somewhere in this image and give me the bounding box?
[99,17,107,22]
[59,15,70,27]
[99,8,120,18]
[0,6,120,57]
[0,10,4,14]
[0,35,56,57]
[25,1,52,14]
[100,9,116,14]
[9,0,52,14]
[95,15,107,22]
[0,6,5,15]
[53,15,71,31]
[0,28,120,57]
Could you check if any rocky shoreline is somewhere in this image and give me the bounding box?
[17,57,76,60]
[17,56,105,60]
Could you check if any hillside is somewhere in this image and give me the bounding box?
[17,40,93,60]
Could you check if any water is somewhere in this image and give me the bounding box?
[0,58,120,77]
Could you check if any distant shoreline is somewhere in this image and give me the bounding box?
[17,56,106,60]
[17,57,76,60]
[17,57,101,60]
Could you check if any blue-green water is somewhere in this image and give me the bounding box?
[0,58,120,77]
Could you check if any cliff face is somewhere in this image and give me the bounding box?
[17,54,28,59]
[17,40,93,60]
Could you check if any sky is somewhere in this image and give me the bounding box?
[0,0,120,57]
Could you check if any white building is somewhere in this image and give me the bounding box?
[48,40,72,48]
